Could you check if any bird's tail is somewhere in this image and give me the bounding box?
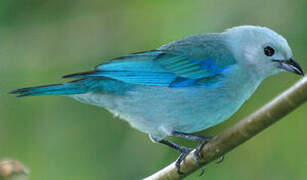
[9,79,91,97]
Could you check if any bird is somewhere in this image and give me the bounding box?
[10,25,304,173]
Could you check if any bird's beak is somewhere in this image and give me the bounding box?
[276,58,304,76]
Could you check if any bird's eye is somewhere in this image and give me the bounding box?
[264,46,275,56]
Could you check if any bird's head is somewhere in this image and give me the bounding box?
[225,25,304,77]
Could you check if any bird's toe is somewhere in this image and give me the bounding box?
[175,147,192,175]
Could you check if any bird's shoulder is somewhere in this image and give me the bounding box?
[159,33,235,63]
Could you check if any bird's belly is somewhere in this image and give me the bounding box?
[70,82,257,140]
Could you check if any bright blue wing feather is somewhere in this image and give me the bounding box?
[83,71,177,86]
[64,39,236,87]
[95,50,165,72]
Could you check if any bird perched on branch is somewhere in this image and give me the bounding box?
[10,25,304,173]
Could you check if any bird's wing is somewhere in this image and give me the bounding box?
[64,36,236,87]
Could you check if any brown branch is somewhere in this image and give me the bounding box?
[144,76,307,180]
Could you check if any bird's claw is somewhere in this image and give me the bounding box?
[160,134,215,176]
[193,137,213,176]
[175,147,193,175]
[193,137,213,162]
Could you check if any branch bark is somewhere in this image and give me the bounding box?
[144,76,307,180]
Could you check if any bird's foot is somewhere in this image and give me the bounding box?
[175,147,193,175]
[156,138,193,175]
[193,137,213,163]
[193,137,213,176]
[157,133,220,176]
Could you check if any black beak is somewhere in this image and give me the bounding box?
[276,58,304,76]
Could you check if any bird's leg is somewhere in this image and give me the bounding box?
[158,139,192,174]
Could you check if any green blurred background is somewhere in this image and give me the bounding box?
[0,0,306,179]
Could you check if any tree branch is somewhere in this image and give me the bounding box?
[145,76,307,180]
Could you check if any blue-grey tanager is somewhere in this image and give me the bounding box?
[11,25,304,172]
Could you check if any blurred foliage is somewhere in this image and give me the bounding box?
[0,0,306,179]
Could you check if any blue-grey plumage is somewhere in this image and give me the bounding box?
[11,25,304,143]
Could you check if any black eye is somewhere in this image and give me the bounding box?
[264,46,275,56]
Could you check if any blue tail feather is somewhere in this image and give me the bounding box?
[9,79,91,97]
[10,78,133,97]
[10,83,86,97]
